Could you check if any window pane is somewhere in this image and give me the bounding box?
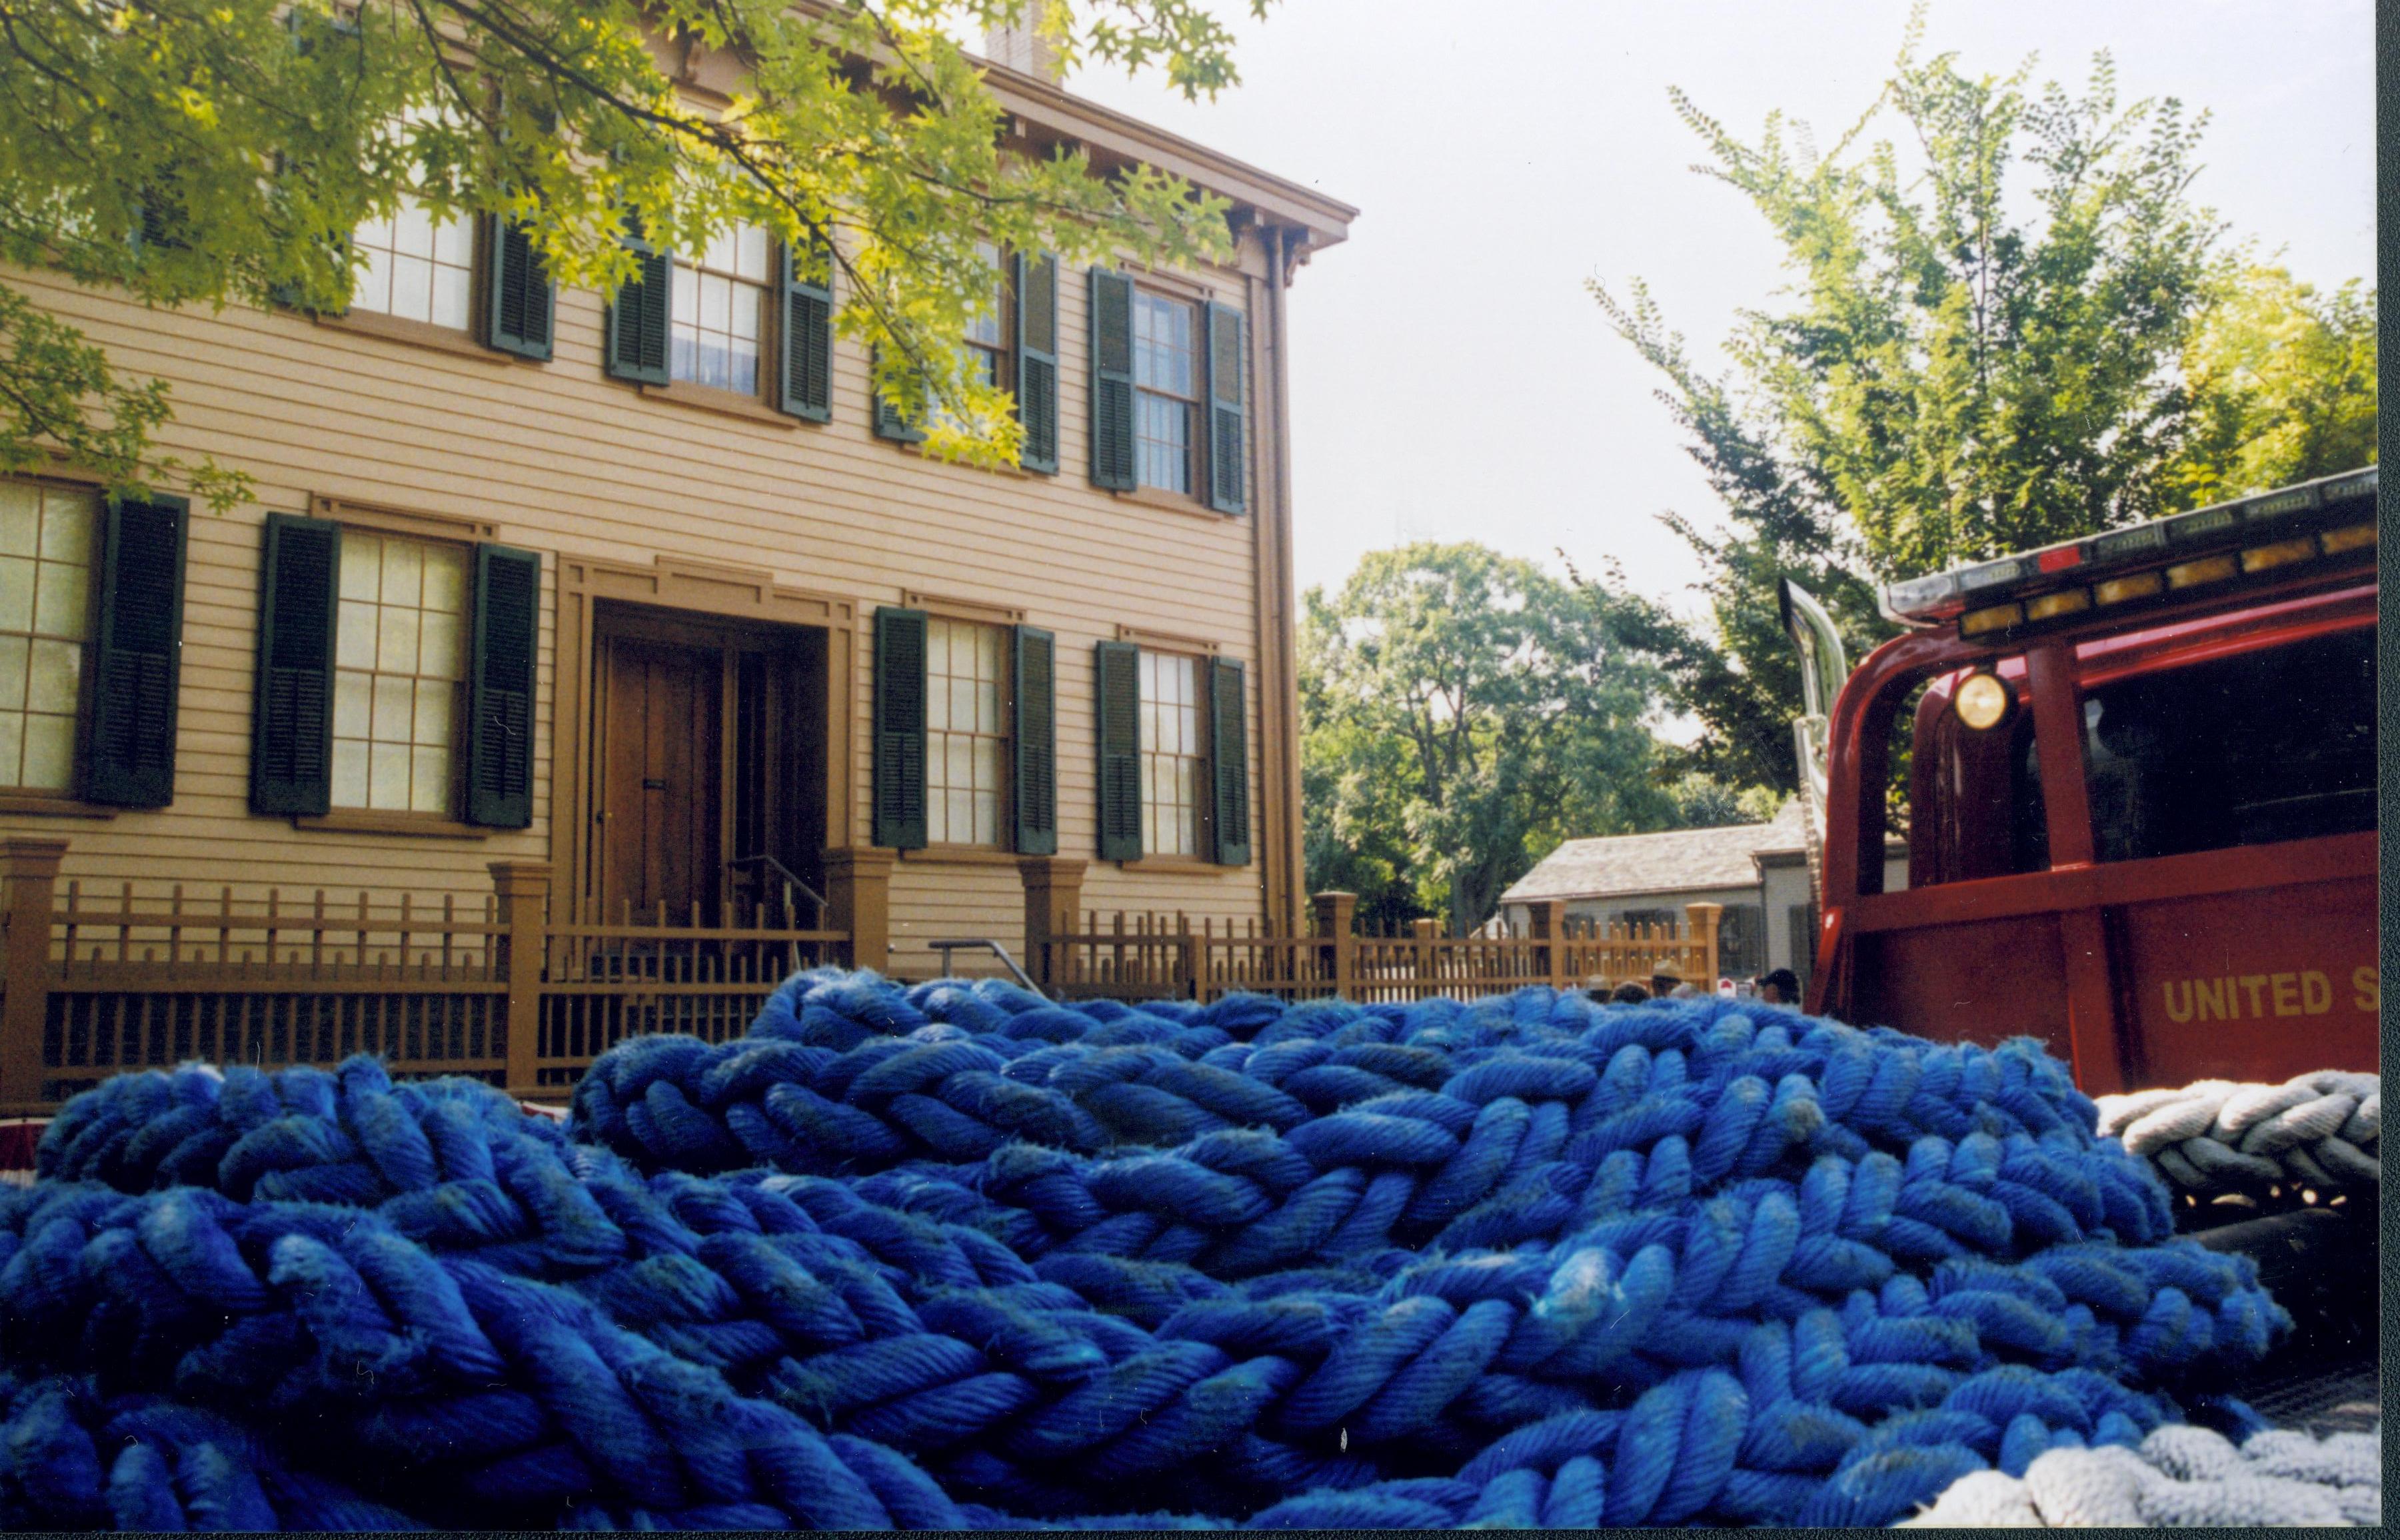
[341,534,381,602]
[334,668,371,738]
[370,741,410,809]
[378,606,420,673]
[26,639,77,715]
[431,263,471,331]
[331,739,369,807]
[410,746,449,812]
[421,547,465,612]
[391,256,434,323]
[380,537,423,607]
[419,610,461,680]
[337,600,378,669]
[37,497,89,564]
[0,558,33,633]
[32,561,85,637]
[371,673,413,740]
[19,713,70,792]
[0,486,35,557]
[413,680,451,746]
[0,714,21,786]
[0,636,25,712]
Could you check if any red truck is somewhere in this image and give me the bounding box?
[1784,466,2377,1097]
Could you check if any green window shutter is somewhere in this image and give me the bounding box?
[872,607,928,848]
[1207,656,1251,866]
[778,241,834,422]
[871,347,925,442]
[1094,640,1142,862]
[481,215,555,360]
[1204,301,1248,514]
[1015,253,1060,474]
[604,234,672,384]
[1088,269,1136,490]
[249,512,340,816]
[83,493,189,808]
[1012,625,1056,854]
[465,543,540,828]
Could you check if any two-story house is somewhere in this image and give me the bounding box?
[0,25,1354,1019]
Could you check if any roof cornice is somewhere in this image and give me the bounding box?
[972,58,1356,252]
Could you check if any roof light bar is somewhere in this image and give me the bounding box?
[1878,465,2379,636]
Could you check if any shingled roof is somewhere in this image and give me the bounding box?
[1501,803,1807,905]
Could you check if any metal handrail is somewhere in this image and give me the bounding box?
[926,939,1045,998]
[725,854,830,923]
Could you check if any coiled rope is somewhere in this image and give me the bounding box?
[3,973,2297,1528]
[2096,1072,2379,1200]
[1901,1419,2381,1525]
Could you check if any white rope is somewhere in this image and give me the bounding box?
[2095,1070,2379,1196]
[1899,1423,2382,1527]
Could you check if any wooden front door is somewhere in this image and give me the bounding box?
[600,635,724,923]
[589,606,829,928]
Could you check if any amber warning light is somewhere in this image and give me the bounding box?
[1878,466,2379,642]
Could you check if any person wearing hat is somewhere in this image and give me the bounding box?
[1648,959,1684,998]
[1581,974,1614,1004]
[1754,968,1802,1007]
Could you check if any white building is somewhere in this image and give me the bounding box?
[1495,804,1907,986]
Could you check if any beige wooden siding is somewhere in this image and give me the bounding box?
[2,236,1275,970]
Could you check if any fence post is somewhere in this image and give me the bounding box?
[1530,898,1567,993]
[0,837,67,1107]
[824,848,896,973]
[1018,856,1086,994]
[1410,917,1437,1000]
[489,860,553,1094]
[1312,891,1356,1000]
[1685,902,1724,987]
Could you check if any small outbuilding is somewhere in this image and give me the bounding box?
[1495,804,1907,986]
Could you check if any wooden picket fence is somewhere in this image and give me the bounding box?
[1033,894,1722,1006]
[0,840,848,1108]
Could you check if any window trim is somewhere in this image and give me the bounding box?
[319,520,478,826]
[312,307,515,364]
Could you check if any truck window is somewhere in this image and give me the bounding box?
[1909,667,2048,887]
[2081,626,2375,863]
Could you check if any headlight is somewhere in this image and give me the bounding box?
[1954,670,2013,732]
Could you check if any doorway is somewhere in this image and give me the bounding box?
[590,604,826,927]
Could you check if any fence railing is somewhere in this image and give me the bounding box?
[1032,894,1722,1006]
[0,839,848,1108]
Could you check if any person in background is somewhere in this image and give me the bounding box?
[1609,981,1651,1005]
[1755,968,1802,1006]
[1648,960,1684,998]
[1582,974,1615,1004]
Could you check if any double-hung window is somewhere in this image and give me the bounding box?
[1131,292,1199,494]
[0,476,190,808]
[869,606,1057,856]
[351,195,475,332]
[963,241,1010,388]
[253,511,539,829]
[924,616,1008,846]
[332,531,467,814]
[670,223,772,394]
[1091,640,1250,866]
[335,105,555,357]
[0,481,95,792]
[1138,650,1204,856]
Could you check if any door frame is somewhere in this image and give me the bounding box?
[551,554,853,924]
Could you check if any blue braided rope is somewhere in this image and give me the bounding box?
[5,975,2287,1527]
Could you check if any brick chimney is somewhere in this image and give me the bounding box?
[985,1,1062,82]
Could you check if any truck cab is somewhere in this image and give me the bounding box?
[1791,466,2377,1094]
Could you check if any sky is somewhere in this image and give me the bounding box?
[1063,0,2377,620]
